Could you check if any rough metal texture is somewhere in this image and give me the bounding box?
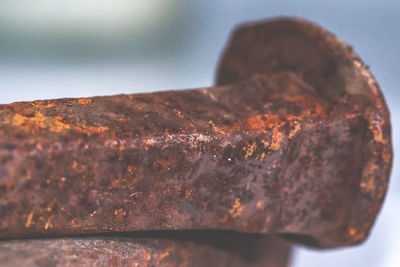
[0,233,291,267]
[0,17,392,266]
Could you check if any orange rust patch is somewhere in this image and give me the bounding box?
[72,161,78,170]
[142,250,152,262]
[127,165,134,175]
[13,113,44,129]
[44,219,52,230]
[288,121,301,138]
[114,208,127,219]
[13,112,109,136]
[185,189,192,199]
[241,114,286,130]
[274,94,327,118]
[258,151,266,160]
[348,226,357,236]
[32,101,55,109]
[78,98,92,105]
[239,114,288,151]
[119,142,125,150]
[261,140,270,148]
[233,113,306,151]
[369,120,386,145]
[208,120,226,134]
[244,142,257,159]
[158,251,170,261]
[77,125,109,136]
[173,109,184,119]
[12,113,71,133]
[229,198,243,218]
[243,115,269,132]
[270,127,284,151]
[360,177,376,194]
[347,225,366,242]
[25,212,34,228]
[360,163,379,194]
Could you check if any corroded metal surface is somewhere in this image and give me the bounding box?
[216,18,392,247]
[0,233,291,267]
[0,17,392,264]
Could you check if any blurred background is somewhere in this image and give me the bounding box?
[0,1,398,266]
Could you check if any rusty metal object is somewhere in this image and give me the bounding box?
[0,233,291,267]
[0,17,392,265]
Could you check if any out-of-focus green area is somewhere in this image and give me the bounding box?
[0,0,196,60]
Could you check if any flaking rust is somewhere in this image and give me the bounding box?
[0,18,393,266]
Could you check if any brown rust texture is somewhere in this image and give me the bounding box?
[0,17,392,254]
[0,233,291,267]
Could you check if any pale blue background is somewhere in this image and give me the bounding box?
[0,1,398,266]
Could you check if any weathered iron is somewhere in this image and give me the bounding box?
[0,233,291,267]
[0,18,392,266]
